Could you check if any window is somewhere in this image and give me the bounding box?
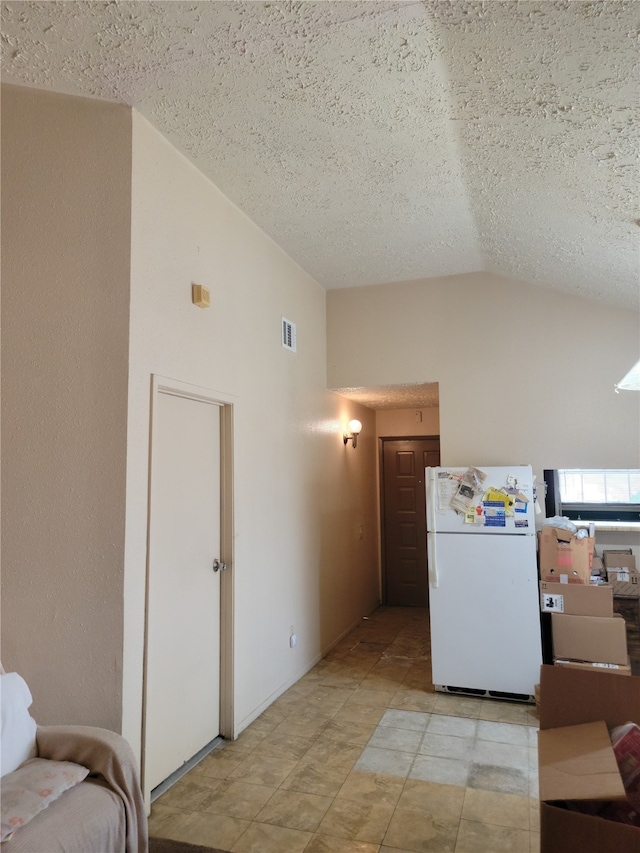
[544,469,640,522]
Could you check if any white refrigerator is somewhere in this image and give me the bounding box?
[425,465,542,700]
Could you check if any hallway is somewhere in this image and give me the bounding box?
[149,606,539,852]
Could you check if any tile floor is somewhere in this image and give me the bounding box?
[149,606,540,852]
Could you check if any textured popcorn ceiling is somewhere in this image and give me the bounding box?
[336,383,440,410]
[1,1,638,311]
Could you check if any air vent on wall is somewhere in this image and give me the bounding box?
[282,317,297,352]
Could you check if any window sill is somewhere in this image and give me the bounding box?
[574,520,640,534]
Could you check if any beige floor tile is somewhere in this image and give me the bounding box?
[524,707,540,727]
[530,830,540,852]
[347,687,398,708]
[174,811,250,849]
[461,787,530,830]
[281,759,353,797]
[454,818,530,852]
[317,665,369,690]
[372,657,413,674]
[303,739,363,769]
[192,749,247,780]
[477,701,533,726]
[379,847,417,853]
[231,821,312,853]
[336,770,404,808]
[255,788,332,832]
[529,797,540,831]
[333,705,385,726]
[318,797,394,844]
[433,694,482,719]
[306,835,381,853]
[272,712,332,739]
[284,681,320,699]
[201,779,277,820]
[389,689,439,713]
[228,753,299,787]
[308,685,357,705]
[386,638,430,660]
[396,779,465,824]
[361,671,408,691]
[147,804,193,839]
[307,698,350,716]
[244,715,280,735]
[382,807,459,853]
[323,717,379,746]
[219,727,269,753]
[252,731,315,761]
[155,774,222,811]
[254,703,289,726]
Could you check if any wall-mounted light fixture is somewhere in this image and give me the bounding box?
[343,419,362,449]
[615,359,640,392]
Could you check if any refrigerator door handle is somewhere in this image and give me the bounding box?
[426,467,437,534]
[426,469,439,588]
[427,531,439,588]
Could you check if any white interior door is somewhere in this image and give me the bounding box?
[144,389,222,792]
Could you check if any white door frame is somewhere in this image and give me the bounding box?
[142,375,235,793]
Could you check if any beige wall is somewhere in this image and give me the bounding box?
[376,408,440,438]
[328,274,640,495]
[2,89,380,753]
[1,86,132,728]
[121,113,380,752]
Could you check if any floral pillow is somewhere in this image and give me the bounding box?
[1,758,89,842]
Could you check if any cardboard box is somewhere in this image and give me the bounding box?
[551,613,628,665]
[539,665,640,853]
[554,657,632,676]
[539,526,595,584]
[607,568,640,598]
[603,551,636,571]
[540,581,613,617]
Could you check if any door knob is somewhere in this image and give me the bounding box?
[213,559,227,572]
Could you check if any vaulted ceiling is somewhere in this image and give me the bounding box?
[2,0,638,313]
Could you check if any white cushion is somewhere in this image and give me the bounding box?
[1,673,38,777]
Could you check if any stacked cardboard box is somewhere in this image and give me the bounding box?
[539,525,595,584]
[539,581,630,675]
[604,550,640,598]
[539,525,632,673]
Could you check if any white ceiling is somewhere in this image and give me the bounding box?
[2,0,638,317]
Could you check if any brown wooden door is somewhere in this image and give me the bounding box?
[382,438,441,606]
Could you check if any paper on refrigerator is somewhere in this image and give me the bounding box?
[449,467,487,514]
[436,471,459,512]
